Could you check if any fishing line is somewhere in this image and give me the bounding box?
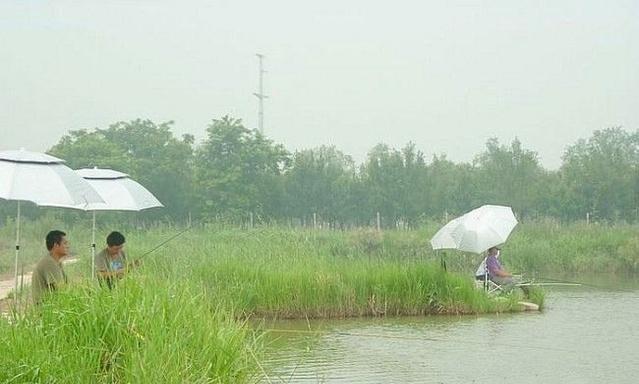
[135,225,194,261]
[531,276,635,291]
[261,327,574,353]
[533,276,589,286]
[517,282,582,287]
[134,224,271,263]
[147,213,270,257]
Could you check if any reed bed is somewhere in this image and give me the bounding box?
[0,221,555,382]
[2,217,637,276]
[0,276,261,383]
[144,227,537,318]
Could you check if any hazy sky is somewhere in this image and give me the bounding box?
[1,0,637,169]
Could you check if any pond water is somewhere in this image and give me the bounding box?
[259,282,639,383]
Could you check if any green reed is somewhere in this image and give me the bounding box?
[0,276,261,383]
[1,222,550,382]
[144,227,535,317]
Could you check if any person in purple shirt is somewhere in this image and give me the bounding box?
[485,246,517,290]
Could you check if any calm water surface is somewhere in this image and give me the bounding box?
[260,283,639,383]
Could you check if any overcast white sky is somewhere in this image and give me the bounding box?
[1,0,637,169]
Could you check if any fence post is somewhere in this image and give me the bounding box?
[376,212,381,232]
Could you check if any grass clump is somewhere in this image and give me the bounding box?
[0,276,261,383]
[157,228,541,318]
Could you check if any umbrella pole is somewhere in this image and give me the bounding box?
[91,211,96,280]
[19,263,24,312]
[439,250,447,272]
[13,201,21,301]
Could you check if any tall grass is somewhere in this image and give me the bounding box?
[146,227,536,317]
[3,223,544,318]
[0,276,261,383]
[508,220,639,275]
[0,223,549,382]
[3,218,638,277]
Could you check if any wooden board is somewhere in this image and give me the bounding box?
[517,301,540,311]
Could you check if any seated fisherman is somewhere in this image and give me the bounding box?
[482,246,526,293]
[95,231,138,289]
[32,230,70,304]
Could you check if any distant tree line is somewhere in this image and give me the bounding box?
[2,117,638,227]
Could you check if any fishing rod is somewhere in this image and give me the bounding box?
[527,275,636,291]
[518,282,582,287]
[134,223,272,262]
[135,225,194,262]
[532,276,587,286]
[261,328,574,353]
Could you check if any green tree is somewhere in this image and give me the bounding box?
[360,142,429,227]
[560,127,639,221]
[49,119,195,219]
[49,129,128,171]
[285,145,356,226]
[194,116,290,220]
[425,155,480,218]
[474,138,545,220]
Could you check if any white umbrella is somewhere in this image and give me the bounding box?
[0,149,104,294]
[75,167,163,278]
[430,205,518,254]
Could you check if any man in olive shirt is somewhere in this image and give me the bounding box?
[95,231,136,289]
[32,230,69,304]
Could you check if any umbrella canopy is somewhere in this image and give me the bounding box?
[0,149,103,207]
[0,149,104,300]
[430,205,518,254]
[75,168,163,211]
[75,167,163,279]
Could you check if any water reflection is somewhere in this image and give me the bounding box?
[258,283,639,383]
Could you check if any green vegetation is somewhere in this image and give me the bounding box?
[1,223,549,382]
[0,278,260,383]
[167,228,524,318]
[507,220,639,275]
[2,118,637,226]
[0,97,634,383]
[4,217,638,278]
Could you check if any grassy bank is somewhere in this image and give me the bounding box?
[1,222,550,317]
[157,228,535,317]
[0,223,547,382]
[0,277,261,383]
[2,217,638,276]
